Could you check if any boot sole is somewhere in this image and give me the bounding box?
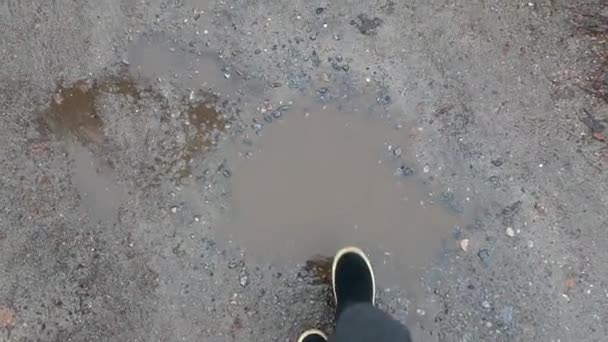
[297,329,328,342]
[331,246,376,307]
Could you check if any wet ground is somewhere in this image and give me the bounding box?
[1,0,608,341]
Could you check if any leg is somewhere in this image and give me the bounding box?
[330,247,413,342]
[329,302,412,342]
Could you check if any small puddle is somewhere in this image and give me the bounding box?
[43,75,152,146]
[40,73,227,182]
[225,106,470,284]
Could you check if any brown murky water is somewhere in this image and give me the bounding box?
[226,107,469,283]
[43,75,154,145]
[41,72,226,180]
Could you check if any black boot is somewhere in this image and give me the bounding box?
[297,329,328,342]
[332,246,375,318]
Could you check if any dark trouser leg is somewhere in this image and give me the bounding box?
[328,303,412,342]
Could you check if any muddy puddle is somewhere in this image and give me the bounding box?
[225,106,472,285]
[40,71,227,181]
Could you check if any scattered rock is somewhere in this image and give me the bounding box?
[350,14,383,35]
[311,50,321,67]
[170,206,178,213]
[221,168,232,178]
[478,248,491,264]
[393,147,402,157]
[398,165,414,177]
[273,105,290,118]
[317,87,329,95]
[239,272,249,287]
[331,60,341,71]
[563,277,576,290]
[376,94,392,105]
[497,306,516,333]
[491,159,503,167]
[592,131,607,142]
[505,227,515,237]
[172,243,186,257]
[341,64,350,71]
[533,202,546,216]
[460,239,470,252]
[423,165,430,173]
[0,304,14,329]
[580,108,605,134]
[499,201,522,226]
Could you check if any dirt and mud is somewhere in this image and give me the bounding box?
[1,0,608,341]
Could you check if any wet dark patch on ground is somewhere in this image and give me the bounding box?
[302,255,333,286]
[41,74,160,146]
[38,73,229,183]
[173,94,226,180]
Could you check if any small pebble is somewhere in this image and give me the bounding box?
[505,227,515,237]
[477,249,491,264]
[460,239,470,252]
[240,273,249,287]
[194,216,201,222]
[423,165,430,173]
[398,165,414,177]
[272,110,283,119]
[393,147,402,157]
[170,206,178,213]
[342,64,350,71]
